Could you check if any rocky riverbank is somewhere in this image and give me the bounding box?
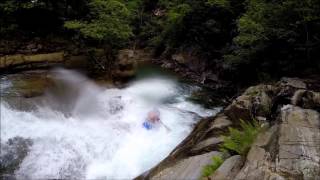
[136,77,320,180]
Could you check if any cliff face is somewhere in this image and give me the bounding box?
[136,77,320,180]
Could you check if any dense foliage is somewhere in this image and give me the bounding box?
[1,0,320,80]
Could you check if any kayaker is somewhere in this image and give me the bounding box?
[142,109,171,131]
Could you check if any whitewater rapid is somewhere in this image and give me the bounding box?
[0,69,220,179]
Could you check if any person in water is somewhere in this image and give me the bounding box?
[143,109,171,131]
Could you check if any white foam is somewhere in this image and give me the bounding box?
[0,69,220,179]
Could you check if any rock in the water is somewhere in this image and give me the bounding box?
[113,49,152,80]
[151,151,221,180]
[0,137,33,175]
[210,155,244,180]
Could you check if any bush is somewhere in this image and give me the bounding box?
[201,155,224,178]
[220,119,262,156]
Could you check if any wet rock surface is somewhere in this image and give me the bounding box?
[0,137,33,176]
[136,77,320,180]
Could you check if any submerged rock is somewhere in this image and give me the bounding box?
[0,137,33,176]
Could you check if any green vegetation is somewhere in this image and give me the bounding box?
[64,0,133,46]
[1,0,320,79]
[200,119,262,178]
[220,119,262,156]
[201,155,224,178]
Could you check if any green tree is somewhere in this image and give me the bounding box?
[225,0,320,80]
[65,0,133,47]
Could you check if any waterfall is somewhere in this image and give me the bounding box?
[0,68,220,179]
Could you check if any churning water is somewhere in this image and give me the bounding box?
[0,69,220,179]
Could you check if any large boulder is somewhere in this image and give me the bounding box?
[234,125,284,180]
[277,105,320,179]
[113,49,152,80]
[280,77,307,89]
[234,105,320,179]
[277,77,308,105]
[225,85,277,122]
[292,90,320,110]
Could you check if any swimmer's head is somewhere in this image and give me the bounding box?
[147,109,160,123]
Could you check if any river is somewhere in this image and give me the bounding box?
[0,68,221,179]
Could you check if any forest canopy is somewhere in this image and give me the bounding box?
[1,0,320,81]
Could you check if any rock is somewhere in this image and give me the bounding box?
[151,151,221,180]
[234,125,284,180]
[224,95,253,122]
[280,77,307,89]
[37,44,43,50]
[244,85,276,117]
[172,53,187,64]
[171,52,206,72]
[26,44,36,50]
[136,78,320,180]
[64,55,88,69]
[292,90,320,110]
[234,105,320,179]
[210,155,244,180]
[291,89,306,105]
[114,49,152,80]
[225,85,276,122]
[114,49,137,79]
[278,105,320,179]
[0,137,33,175]
[118,49,135,63]
[1,70,53,98]
[161,62,173,69]
[191,137,223,152]
[304,91,320,109]
[0,52,65,69]
[209,114,232,131]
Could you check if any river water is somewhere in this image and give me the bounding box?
[0,68,220,179]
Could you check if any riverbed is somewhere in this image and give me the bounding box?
[0,68,221,179]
